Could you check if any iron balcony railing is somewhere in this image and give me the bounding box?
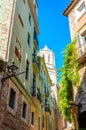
[32,55,40,66]
[45,104,51,113]
[34,29,39,48]
[44,88,49,97]
[32,85,41,102]
[37,88,41,102]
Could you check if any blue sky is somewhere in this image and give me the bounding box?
[38,0,71,70]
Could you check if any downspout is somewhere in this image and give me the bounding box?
[6,0,17,61]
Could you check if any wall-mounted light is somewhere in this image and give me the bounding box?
[0,62,26,106]
[70,101,82,113]
[7,61,18,75]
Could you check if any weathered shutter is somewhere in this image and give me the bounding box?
[77,34,83,56]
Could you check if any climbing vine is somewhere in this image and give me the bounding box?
[58,39,80,121]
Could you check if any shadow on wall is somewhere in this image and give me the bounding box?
[75,67,86,129]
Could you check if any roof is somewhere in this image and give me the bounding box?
[63,0,78,16]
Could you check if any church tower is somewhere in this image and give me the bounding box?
[39,45,57,101]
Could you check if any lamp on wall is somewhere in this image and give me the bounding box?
[7,61,18,75]
[1,62,26,83]
[70,101,82,113]
[0,61,26,106]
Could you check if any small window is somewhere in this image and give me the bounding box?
[78,2,85,13]
[18,14,24,27]
[29,13,31,25]
[22,101,27,119]
[9,88,16,110]
[27,32,30,46]
[25,60,29,80]
[76,2,86,20]
[31,112,34,125]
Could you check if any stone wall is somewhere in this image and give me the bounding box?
[0,79,31,130]
[0,0,15,61]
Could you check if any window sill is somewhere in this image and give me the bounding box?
[7,106,16,115]
[31,124,34,128]
[77,11,86,22]
[21,117,27,124]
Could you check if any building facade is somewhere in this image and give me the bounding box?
[39,46,58,130]
[64,0,86,129]
[0,0,41,130]
[0,1,56,130]
[39,57,52,130]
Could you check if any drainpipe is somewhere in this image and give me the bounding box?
[6,0,17,61]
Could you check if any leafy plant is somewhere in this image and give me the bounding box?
[0,58,7,72]
[58,39,80,121]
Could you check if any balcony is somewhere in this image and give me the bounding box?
[27,0,39,34]
[45,104,51,115]
[33,30,39,50]
[76,46,86,64]
[76,12,86,32]
[44,89,49,97]
[32,86,41,104]
[32,55,39,74]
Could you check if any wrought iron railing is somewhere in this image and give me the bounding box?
[32,86,41,102]
[45,104,51,113]
[34,33,39,47]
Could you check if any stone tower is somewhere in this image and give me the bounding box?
[39,45,57,101]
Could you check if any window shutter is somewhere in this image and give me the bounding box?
[77,34,83,56]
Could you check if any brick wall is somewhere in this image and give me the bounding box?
[0,79,31,130]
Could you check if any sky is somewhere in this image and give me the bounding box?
[38,0,71,70]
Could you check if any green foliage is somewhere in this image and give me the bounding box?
[58,39,80,121]
[0,58,7,72]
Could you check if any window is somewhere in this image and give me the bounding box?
[77,34,86,56]
[15,46,21,61]
[14,38,21,69]
[9,88,17,110]
[27,32,30,46]
[31,112,34,125]
[78,2,85,13]
[18,14,24,27]
[22,101,27,119]
[29,13,31,25]
[25,60,29,80]
[76,2,86,20]
[83,34,86,49]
